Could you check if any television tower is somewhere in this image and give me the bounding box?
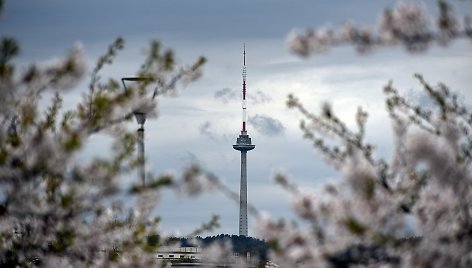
[233,45,255,237]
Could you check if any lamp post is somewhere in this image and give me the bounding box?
[121,77,153,187]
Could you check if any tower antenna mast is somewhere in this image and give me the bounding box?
[242,44,247,133]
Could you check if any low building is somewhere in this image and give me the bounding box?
[156,246,201,262]
[156,246,243,267]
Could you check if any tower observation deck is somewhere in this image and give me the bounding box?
[233,45,255,237]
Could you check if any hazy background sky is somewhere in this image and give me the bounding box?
[2,0,472,236]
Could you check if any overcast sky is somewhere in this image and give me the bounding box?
[2,0,472,236]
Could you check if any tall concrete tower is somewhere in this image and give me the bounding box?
[233,45,255,237]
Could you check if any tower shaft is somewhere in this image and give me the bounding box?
[239,151,248,236]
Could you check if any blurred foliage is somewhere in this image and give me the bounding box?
[0,3,208,265]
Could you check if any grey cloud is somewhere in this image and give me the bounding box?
[248,90,272,105]
[214,88,271,105]
[179,151,199,164]
[214,88,238,103]
[249,114,285,137]
[199,121,234,142]
[199,121,217,141]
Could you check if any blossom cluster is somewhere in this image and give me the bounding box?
[257,74,472,267]
[287,1,472,57]
[0,31,207,266]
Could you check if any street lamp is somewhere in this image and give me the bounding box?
[121,77,154,186]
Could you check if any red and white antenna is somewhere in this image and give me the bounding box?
[242,44,248,134]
